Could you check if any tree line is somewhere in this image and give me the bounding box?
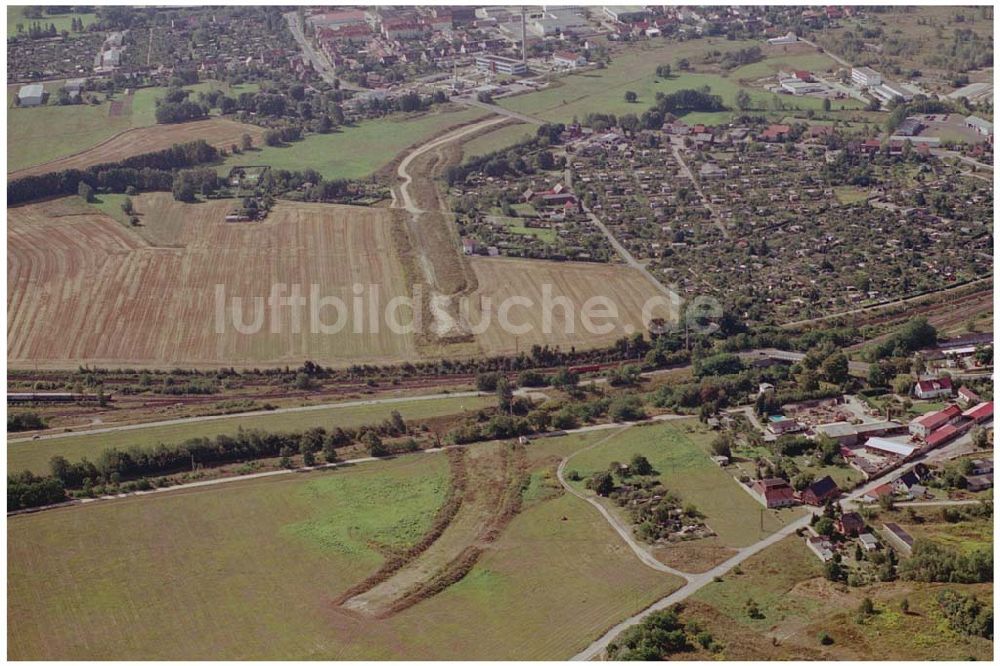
[8,140,221,205]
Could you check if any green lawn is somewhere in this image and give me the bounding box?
[499,40,862,125]
[7,7,97,36]
[728,52,842,81]
[692,536,825,630]
[8,394,494,474]
[222,106,488,180]
[564,419,806,547]
[833,185,870,205]
[8,428,683,659]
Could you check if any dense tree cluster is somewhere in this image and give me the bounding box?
[899,540,992,584]
[8,140,220,205]
[605,608,704,659]
[937,589,993,639]
[48,413,410,491]
[8,472,67,511]
[7,412,46,432]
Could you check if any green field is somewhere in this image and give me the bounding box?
[461,122,535,161]
[564,419,806,547]
[8,429,683,659]
[222,106,488,180]
[8,394,494,475]
[692,536,825,630]
[500,41,862,126]
[7,454,449,659]
[7,6,98,36]
[7,81,259,172]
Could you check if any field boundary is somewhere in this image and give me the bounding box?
[333,448,469,605]
[378,442,530,617]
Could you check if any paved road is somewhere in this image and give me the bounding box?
[284,11,362,91]
[570,423,986,659]
[932,148,994,171]
[7,391,488,445]
[457,97,545,125]
[572,512,811,660]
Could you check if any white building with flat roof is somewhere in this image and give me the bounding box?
[864,437,918,459]
[851,66,882,88]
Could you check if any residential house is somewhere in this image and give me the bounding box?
[957,386,981,407]
[800,475,840,506]
[966,474,993,492]
[862,483,893,504]
[751,478,798,508]
[552,51,586,68]
[836,511,866,537]
[914,376,953,400]
[806,535,835,561]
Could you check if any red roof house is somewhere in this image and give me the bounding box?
[751,478,798,508]
[914,376,953,400]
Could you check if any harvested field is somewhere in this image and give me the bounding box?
[7,194,418,369]
[8,118,266,180]
[467,257,673,354]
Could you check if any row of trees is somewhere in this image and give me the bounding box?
[8,140,220,205]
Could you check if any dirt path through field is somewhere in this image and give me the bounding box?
[392,115,508,338]
[340,439,526,616]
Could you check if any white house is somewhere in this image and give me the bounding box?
[552,51,586,69]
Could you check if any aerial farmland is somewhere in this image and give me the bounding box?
[6,4,994,662]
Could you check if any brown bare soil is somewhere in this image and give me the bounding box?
[467,257,671,355]
[8,118,266,180]
[653,538,738,574]
[7,194,418,369]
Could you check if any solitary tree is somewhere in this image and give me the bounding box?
[624,90,638,103]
